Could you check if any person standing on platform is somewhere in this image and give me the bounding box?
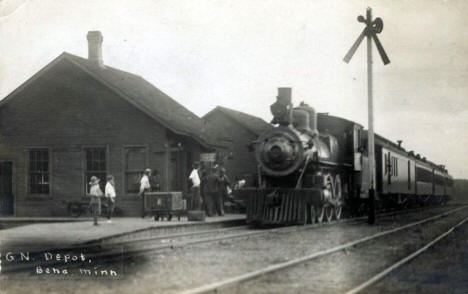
[105,175,116,223]
[188,162,202,210]
[139,168,151,218]
[89,176,103,226]
[150,169,161,192]
[217,167,231,216]
[200,167,219,217]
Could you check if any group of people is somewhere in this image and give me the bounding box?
[188,162,231,217]
[87,163,233,226]
[88,175,116,226]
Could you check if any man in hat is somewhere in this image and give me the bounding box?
[188,162,201,210]
[217,167,231,216]
[89,176,103,226]
[200,167,219,217]
[105,175,116,223]
[139,168,151,218]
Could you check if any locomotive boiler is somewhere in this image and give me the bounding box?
[242,87,453,226]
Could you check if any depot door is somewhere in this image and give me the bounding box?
[170,152,182,191]
[0,162,14,216]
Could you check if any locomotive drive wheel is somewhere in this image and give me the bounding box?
[334,175,343,220]
[323,174,334,223]
[316,206,325,223]
[310,205,316,224]
[325,205,334,222]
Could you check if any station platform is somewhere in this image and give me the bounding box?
[0,214,245,249]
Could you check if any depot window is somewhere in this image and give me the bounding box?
[28,148,50,194]
[84,148,107,194]
[124,146,149,193]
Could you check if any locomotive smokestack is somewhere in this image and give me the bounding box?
[279,88,292,126]
[277,88,292,101]
[397,140,402,148]
[87,31,104,67]
[270,87,292,126]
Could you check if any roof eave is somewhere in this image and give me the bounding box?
[65,54,217,148]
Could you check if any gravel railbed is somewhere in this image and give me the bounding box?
[361,217,468,294]
[229,208,468,293]
[1,205,465,294]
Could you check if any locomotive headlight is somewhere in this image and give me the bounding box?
[256,126,305,177]
[266,139,294,163]
[269,145,283,161]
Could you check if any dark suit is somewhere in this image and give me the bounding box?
[201,174,219,217]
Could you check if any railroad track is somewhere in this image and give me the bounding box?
[1,204,461,274]
[343,215,468,294]
[177,205,468,294]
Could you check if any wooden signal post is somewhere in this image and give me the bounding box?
[343,7,390,224]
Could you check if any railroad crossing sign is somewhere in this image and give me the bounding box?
[343,8,390,65]
[343,7,390,224]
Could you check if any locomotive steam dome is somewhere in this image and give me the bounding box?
[255,126,305,177]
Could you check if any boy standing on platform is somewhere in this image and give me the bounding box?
[105,175,116,223]
[89,176,103,226]
[188,162,202,210]
[139,168,151,218]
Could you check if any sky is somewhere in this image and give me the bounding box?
[0,0,467,178]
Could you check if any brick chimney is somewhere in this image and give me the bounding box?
[87,31,104,67]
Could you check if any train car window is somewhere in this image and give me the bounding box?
[390,156,393,176]
[357,129,362,148]
[396,158,398,176]
[395,158,397,176]
[415,167,432,182]
[384,154,388,175]
[447,178,453,187]
[408,160,411,190]
[390,156,392,176]
[434,174,444,185]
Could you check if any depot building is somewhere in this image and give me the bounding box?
[0,31,223,217]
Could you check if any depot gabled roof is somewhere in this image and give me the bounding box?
[203,106,272,136]
[0,52,222,148]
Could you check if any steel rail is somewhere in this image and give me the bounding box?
[105,225,250,246]
[1,204,459,274]
[343,215,468,294]
[176,205,468,294]
[110,203,456,247]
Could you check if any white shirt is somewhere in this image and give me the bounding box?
[90,184,103,197]
[189,169,201,187]
[105,182,116,198]
[140,174,150,193]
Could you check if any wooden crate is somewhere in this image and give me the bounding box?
[144,192,185,221]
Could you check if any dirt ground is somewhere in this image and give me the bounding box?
[1,206,466,294]
[361,219,468,294]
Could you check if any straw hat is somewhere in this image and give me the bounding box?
[89,176,100,185]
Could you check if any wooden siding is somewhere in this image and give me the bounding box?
[0,59,203,216]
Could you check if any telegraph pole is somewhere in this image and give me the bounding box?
[343,7,390,224]
[366,8,376,224]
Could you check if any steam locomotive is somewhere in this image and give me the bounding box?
[242,88,453,225]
